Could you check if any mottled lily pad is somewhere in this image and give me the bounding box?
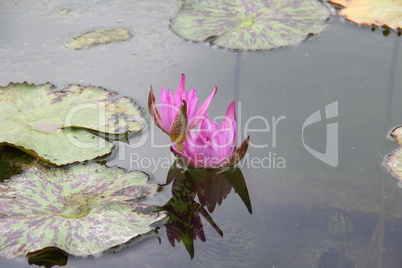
[386,127,402,180]
[66,28,131,49]
[0,82,144,165]
[170,0,332,50]
[0,164,166,257]
[330,0,402,30]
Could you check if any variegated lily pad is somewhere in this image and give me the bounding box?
[330,0,402,30]
[386,127,402,181]
[0,82,144,165]
[170,0,332,50]
[0,163,166,257]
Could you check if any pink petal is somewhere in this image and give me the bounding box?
[222,101,237,145]
[225,101,236,122]
[171,145,203,169]
[191,86,217,128]
[174,73,186,103]
[186,88,199,119]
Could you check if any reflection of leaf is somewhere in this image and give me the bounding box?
[170,0,331,50]
[163,163,252,259]
[329,0,402,30]
[386,127,402,180]
[27,247,68,268]
[163,166,224,259]
[0,145,47,181]
[152,217,258,268]
[225,168,252,214]
[0,82,144,165]
[0,164,166,257]
[189,168,252,214]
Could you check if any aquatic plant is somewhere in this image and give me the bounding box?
[148,74,217,151]
[0,163,166,257]
[171,102,249,169]
[0,82,144,165]
[162,163,252,258]
[170,0,332,50]
[328,210,355,241]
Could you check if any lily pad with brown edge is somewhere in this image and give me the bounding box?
[0,82,145,165]
[329,0,402,30]
[0,163,167,258]
[170,0,332,50]
[386,127,402,181]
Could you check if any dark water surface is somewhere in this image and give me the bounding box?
[1,1,402,267]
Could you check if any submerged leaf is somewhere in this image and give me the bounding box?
[0,164,166,258]
[170,0,332,50]
[330,0,402,30]
[0,82,144,165]
[66,28,131,49]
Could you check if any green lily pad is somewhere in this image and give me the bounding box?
[170,0,332,50]
[0,82,144,165]
[0,163,166,257]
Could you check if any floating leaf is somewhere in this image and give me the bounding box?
[386,127,402,180]
[0,82,144,165]
[329,0,402,30]
[66,28,131,49]
[0,164,166,257]
[170,0,332,50]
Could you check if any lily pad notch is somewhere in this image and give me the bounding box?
[0,82,145,165]
[170,0,332,50]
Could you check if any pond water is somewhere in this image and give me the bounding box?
[1,0,402,267]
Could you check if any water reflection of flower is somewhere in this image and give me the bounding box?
[162,163,252,258]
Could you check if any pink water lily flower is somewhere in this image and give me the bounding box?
[171,102,249,169]
[149,74,217,149]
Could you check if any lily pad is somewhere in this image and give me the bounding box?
[0,82,144,165]
[386,127,402,181]
[0,163,166,257]
[329,0,402,30]
[66,28,131,49]
[170,0,332,50]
